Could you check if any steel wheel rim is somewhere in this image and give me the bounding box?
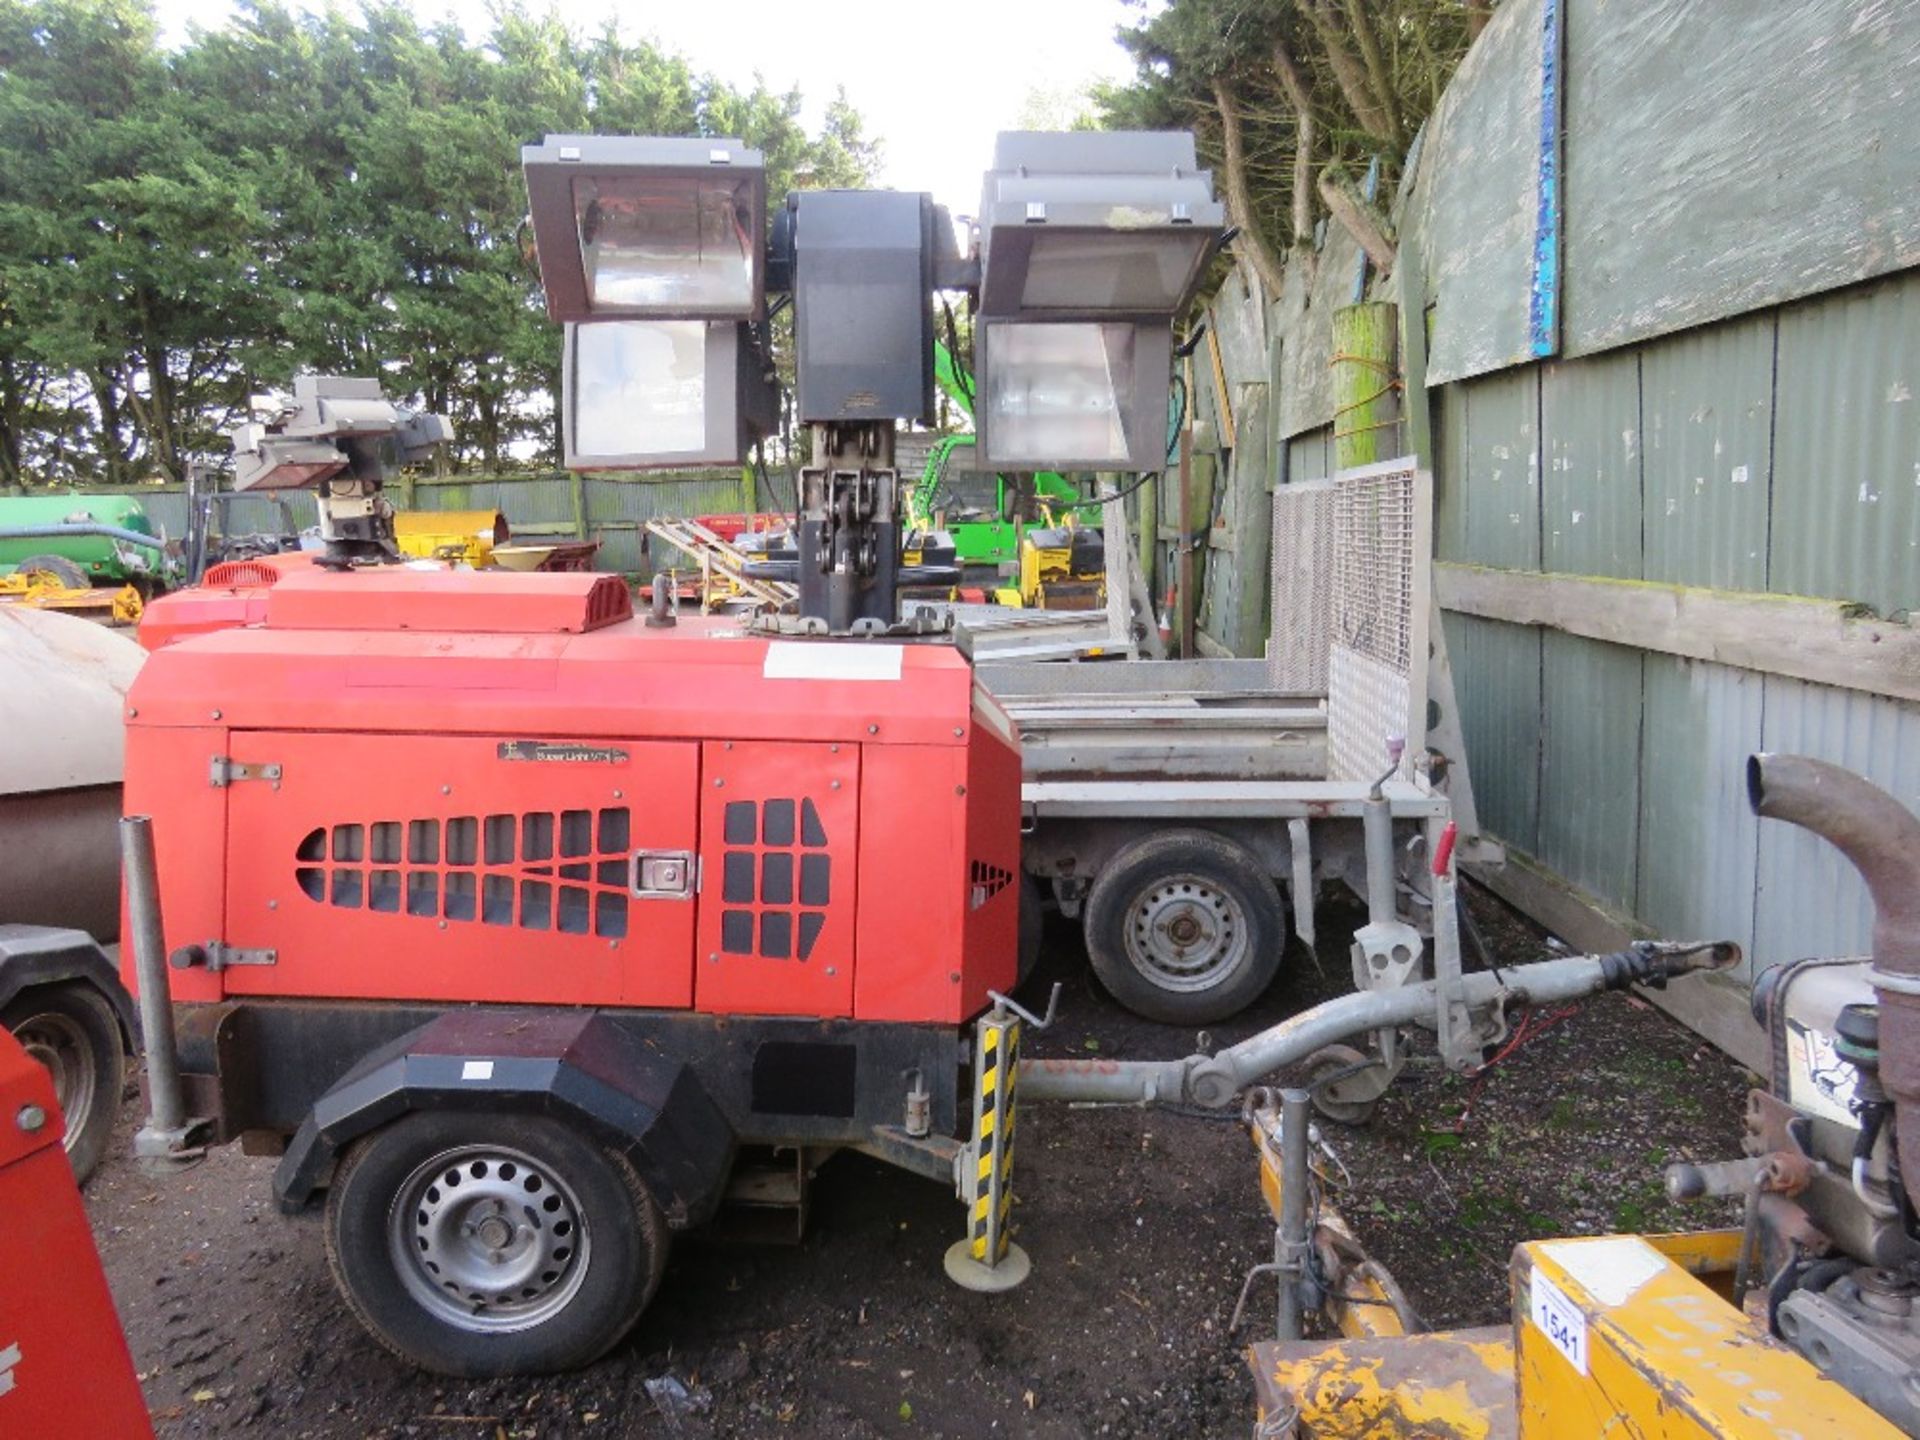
[388,1144,591,1333]
[12,1012,95,1154]
[1122,872,1250,992]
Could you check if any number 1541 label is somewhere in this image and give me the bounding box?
[1529,1270,1589,1376]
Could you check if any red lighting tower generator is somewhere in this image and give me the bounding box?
[121,131,1225,1375]
[120,131,1726,1382]
[127,567,1022,1374]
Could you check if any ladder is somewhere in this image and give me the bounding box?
[643,517,797,612]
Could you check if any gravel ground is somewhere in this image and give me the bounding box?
[84,888,1756,1438]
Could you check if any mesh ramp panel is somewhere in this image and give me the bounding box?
[1327,460,1422,783]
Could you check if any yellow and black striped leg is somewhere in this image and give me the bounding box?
[943,1006,1031,1292]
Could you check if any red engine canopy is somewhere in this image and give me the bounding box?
[124,566,1022,1027]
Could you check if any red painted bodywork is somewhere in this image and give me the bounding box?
[138,550,310,651]
[0,1031,154,1439]
[692,513,786,543]
[124,567,1020,1026]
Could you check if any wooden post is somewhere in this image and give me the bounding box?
[1331,301,1401,470]
[1178,425,1195,659]
[1231,385,1274,657]
[568,467,588,543]
[1099,474,1135,656]
[1138,471,1156,597]
[1187,432,1218,642]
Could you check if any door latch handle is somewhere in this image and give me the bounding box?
[630,850,695,899]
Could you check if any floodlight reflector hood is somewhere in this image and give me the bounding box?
[562,319,775,470]
[524,135,766,322]
[977,131,1224,320]
[975,320,1173,473]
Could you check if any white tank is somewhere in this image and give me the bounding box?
[0,608,145,938]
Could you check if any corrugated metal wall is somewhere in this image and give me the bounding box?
[1236,0,1919,1057]
[1770,277,1920,617]
[1437,269,1920,978]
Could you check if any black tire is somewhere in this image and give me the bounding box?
[1082,829,1284,1024]
[13,552,90,589]
[324,1111,667,1377]
[2,983,124,1186]
[1017,874,1045,987]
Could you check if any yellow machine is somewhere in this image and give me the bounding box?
[0,567,142,625]
[1238,754,1920,1439]
[996,523,1105,609]
[392,509,507,566]
[1241,1090,1900,1438]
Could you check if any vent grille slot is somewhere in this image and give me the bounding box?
[718,798,831,960]
[968,860,1014,910]
[296,807,633,938]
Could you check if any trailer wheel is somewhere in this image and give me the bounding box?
[2,983,124,1185]
[1083,830,1284,1024]
[324,1111,667,1377]
[13,553,90,590]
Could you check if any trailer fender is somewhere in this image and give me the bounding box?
[274,1008,735,1228]
[0,925,139,1051]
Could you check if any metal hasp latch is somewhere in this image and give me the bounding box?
[170,941,277,972]
[630,850,695,899]
[209,755,282,788]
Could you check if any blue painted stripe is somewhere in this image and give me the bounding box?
[1528,0,1564,357]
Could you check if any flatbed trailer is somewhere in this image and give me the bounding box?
[979,649,1458,1026]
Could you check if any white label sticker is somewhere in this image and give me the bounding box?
[1530,1271,1588,1376]
[1539,1236,1666,1306]
[460,1060,495,1081]
[762,641,903,683]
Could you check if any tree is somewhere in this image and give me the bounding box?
[0,0,271,482]
[811,88,883,189]
[0,0,886,483]
[1100,0,1485,300]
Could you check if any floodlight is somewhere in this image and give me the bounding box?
[523,136,766,322]
[975,320,1172,472]
[562,319,775,470]
[231,376,449,492]
[976,132,1224,320]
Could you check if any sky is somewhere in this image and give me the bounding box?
[149,0,1147,216]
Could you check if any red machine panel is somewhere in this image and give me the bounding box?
[695,740,859,1018]
[961,708,1025,1011]
[0,1033,153,1439]
[122,724,231,1007]
[853,724,1022,1024]
[220,731,699,1007]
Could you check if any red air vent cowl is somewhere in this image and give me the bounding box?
[263,568,634,634]
[203,559,290,589]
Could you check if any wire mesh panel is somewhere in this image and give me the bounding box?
[1268,479,1337,694]
[1327,458,1430,783]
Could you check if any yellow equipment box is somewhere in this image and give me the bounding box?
[1513,1235,1900,1439]
[1251,1230,1902,1438]
[393,509,508,566]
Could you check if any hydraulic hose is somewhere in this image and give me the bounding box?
[0,521,167,551]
